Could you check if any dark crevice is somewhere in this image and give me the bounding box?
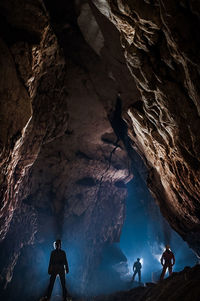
[76,177,97,187]
[76,151,93,161]
[0,14,41,46]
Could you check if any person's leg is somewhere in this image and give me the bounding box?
[138,270,141,282]
[47,274,56,299]
[168,265,172,276]
[132,270,137,281]
[59,272,67,300]
[160,265,167,281]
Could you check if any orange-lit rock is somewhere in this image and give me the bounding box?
[93,0,200,254]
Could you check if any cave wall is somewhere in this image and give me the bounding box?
[0,1,72,293]
[0,0,138,297]
[1,0,200,299]
[0,0,68,242]
[92,0,200,254]
[23,56,132,295]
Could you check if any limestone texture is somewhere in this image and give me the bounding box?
[0,0,200,300]
[0,0,136,297]
[92,0,200,254]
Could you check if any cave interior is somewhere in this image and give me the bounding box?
[0,0,200,300]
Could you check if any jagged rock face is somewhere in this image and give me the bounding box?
[0,1,70,294]
[1,0,200,299]
[92,0,200,254]
[0,0,68,241]
[0,0,138,296]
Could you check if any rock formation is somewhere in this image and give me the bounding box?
[93,264,200,301]
[0,0,200,299]
[0,0,136,298]
[92,0,200,254]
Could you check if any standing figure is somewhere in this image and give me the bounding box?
[132,258,142,282]
[46,239,69,301]
[160,244,175,281]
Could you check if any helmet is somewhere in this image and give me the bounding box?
[54,239,61,249]
[165,244,170,250]
[137,258,140,261]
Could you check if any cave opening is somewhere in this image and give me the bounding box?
[82,175,198,297]
[119,178,197,284]
[2,167,197,301]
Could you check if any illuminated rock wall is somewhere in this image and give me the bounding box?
[92,0,200,254]
[1,0,200,299]
[0,0,135,296]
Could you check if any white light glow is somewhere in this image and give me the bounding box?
[152,243,166,263]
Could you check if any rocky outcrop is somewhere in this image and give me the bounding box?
[0,0,68,293]
[0,0,68,241]
[0,203,37,289]
[94,264,200,301]
[92,0,200,254]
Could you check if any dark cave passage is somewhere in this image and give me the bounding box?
[3,175,197,301]
[119,179,197,283]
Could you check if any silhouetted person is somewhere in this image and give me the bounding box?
[46,239,69,301]
[160,244,175,281]
[132,258,142,282]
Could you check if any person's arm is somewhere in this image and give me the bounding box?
[172,253,175,265]
[133,263,135,271]
[64,251,69,273]
[48,252,53,275]
[160,254,164,266]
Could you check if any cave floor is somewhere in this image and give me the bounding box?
[89,265,200,301]
[39,265,200,301]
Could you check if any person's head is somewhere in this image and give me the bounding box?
[137,258,140,262]
[54,239,61,249]
[165,244,170,250]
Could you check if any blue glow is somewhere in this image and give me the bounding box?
[7,178,198,300]
[119,180,197,283]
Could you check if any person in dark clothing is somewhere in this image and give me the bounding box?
[132,258,142,282]
[46,239,69,301]
[160,244,175,281]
